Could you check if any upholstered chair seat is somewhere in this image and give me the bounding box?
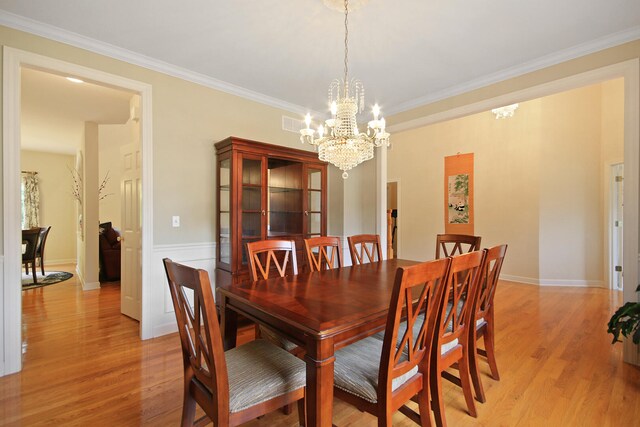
[225,339,306,413]
[333,336,418,404]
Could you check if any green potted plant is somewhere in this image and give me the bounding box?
[607,285,640,344]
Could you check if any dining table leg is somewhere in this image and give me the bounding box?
[304,337,335,427]
[219,296,237,351]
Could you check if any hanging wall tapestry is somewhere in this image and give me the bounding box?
[444,153,474,235]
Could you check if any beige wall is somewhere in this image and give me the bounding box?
[389,80,623,285]
[20,150,76,264]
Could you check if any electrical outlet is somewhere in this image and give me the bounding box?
[172,216,180,227]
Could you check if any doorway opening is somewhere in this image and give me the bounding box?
[3,47,154,375]
[387,181,398,258]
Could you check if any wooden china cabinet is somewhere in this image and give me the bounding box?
[215,136,327,287]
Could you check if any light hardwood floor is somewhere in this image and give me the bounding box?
[1,265,639,426]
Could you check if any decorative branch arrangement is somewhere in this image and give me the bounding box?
[98,171,114,201]
[68,167,114,205]
[68,166,83,205]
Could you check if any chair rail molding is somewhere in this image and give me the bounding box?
[152,242,216,337]
[2,47,154,376]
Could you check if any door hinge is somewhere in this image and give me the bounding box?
[615,265,623,272]
[615,175,623,182]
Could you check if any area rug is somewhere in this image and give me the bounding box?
[22,271,73,290]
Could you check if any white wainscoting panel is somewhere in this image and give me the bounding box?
[151,242,216,337]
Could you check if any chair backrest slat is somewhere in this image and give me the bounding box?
[304,236,343,272]
[348,234,383,265]
[435,234,481,259]
[246,240,298,281]
[36,226,51,256]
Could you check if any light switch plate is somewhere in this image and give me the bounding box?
[172,216,180,227]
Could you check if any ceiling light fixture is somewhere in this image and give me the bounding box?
[66,77,84,84]
[300,0,389,179]
[491,103,519,119]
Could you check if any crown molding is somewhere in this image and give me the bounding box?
[386,26,640,116]
[0,11,316,116]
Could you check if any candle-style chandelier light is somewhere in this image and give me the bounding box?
[300,0,390,179]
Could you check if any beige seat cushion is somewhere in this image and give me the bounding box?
[225,339,305,413]
[334,336,419,404]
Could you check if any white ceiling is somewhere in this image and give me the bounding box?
[2,0,640,119]
[21,68,132,154]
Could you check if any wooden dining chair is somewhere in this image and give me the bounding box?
[435,234,482,259]
[22,228,40,284]
[36,226,51,276]
[333,257,451,426]
[431,250,486,427]
[246,240,300,354]
[163,258,306,427]
[468,244,508,403]
[304,236,343,272]
[348,234,383,265]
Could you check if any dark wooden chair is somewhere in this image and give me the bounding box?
[348,234,383,265]
[468,244,508,403]
[22,228,40,284]
[163,258,306,427]
[36,226,51,276]
[246,240,300,354]
[333,257,451,426]
[431,250,486,426]
[435,234,482,259]
[304,236,343,272]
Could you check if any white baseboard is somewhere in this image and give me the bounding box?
[83,281,101,290]
[44,259,76,266]
[153,321,178,338]
[502,274,605,288]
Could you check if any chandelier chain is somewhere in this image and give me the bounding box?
[343,0,349,87]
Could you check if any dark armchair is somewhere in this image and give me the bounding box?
[22,228,40,284]
[99,222,121,282]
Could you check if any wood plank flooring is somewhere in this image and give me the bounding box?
[1,266,639,426]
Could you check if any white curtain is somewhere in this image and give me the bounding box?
[21,171,40,229]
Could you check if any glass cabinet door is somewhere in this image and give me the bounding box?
[239,155,264,266]
[305,167,324,237]
[218,156,231,267]
[267,158,303,237]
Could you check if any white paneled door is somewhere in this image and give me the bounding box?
[120,139,142,321]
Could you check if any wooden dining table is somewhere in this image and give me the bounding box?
[217,258,419,427]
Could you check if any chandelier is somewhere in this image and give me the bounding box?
[300,0,390,179]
